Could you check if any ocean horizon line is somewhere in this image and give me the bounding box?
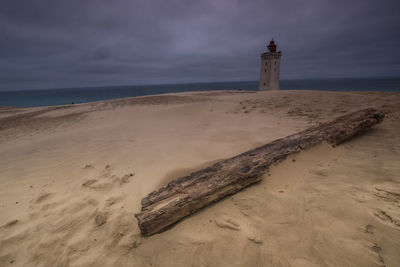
[1,75,400,93]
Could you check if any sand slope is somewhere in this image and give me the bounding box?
[0,90,399,266]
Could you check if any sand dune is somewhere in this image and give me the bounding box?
[0,90,399,266]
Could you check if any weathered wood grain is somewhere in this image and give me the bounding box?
[135,108,385,236]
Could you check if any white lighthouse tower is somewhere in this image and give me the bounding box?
[259,39,282,90]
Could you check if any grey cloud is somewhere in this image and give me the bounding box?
[0,0,399,91]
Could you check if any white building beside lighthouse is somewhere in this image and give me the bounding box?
[259,39,282,90]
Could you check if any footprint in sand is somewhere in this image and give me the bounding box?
[370,243,386,266]
[365,224,374,234]
[82,179,113,190]
[118,173,134,185]
[35,192,52,203]
[82,164,93,169]
[82,179,98,187]
[310,166,330,177]
[105,196,124,208]
[95,212,107,227]
[247,234,263,244]
[214,215,241,231]
[109,173,134,185]
[1,219,18,228]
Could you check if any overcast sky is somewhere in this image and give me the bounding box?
[0,0,399,91]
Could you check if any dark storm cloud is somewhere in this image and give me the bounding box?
[0,0,399,91]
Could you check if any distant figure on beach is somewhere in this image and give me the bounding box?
[259,39,282,91]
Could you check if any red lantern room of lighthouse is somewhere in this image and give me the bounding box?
[267,39,277,53]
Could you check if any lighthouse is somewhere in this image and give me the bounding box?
[259,39,282,90]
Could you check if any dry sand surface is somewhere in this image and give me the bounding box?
[0,90,399,267]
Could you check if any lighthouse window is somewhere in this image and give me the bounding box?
[274,61,276,65]
[263,82,265,86]
[264,69,266,72]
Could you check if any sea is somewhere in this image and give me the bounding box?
[0,77,399,108]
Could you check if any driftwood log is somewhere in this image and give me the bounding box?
[135,108,385,236]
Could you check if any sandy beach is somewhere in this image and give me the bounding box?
[0,90,399,266]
